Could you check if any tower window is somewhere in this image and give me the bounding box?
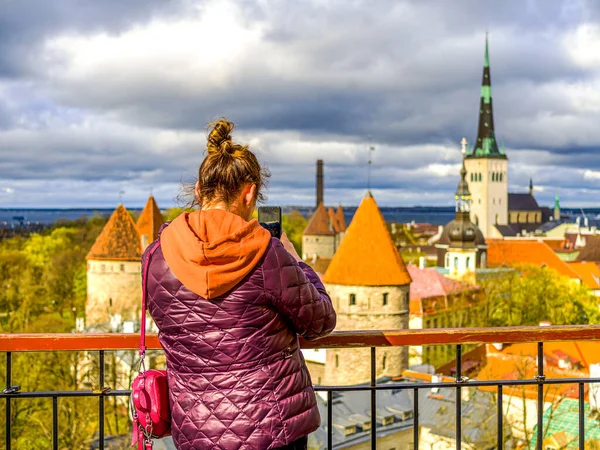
[349,293,356,306]
[454,257,459,268]
[383,292,389,306]
[478,173,482,182]
[492,173,496,182]
[120,264,125,272]
[466,257,471,269]
[382,354,387,370]
[335,354,339,368]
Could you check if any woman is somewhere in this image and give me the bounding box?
[144,119,336,450]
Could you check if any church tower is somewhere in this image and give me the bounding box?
[464,34,508,238]
[437,142,487,282]
[322,193,411,385]
[86,204,143,327]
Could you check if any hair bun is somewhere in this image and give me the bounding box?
[207,119,235,155]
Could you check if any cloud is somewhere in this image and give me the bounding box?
[0,0,600,208]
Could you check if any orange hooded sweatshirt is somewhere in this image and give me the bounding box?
[159,209,272,299]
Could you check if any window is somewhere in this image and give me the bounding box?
[120,264,125,272]
[492,172,496,182]
[479,173,482,182]
[349,293,356,306]
[433,318,438,328]
[454,256,459,268]
[382,354,387,370]
[466,256,471,269]
[109,297,113,307]
[100,264,106,272]
[335,354,339,368]
[382,292,389,306]
[445,253,450,267]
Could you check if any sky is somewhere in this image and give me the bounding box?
[1,0,600,208]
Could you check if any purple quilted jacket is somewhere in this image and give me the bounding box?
[144,216,336,450]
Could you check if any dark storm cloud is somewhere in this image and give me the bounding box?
[0,0,600,207]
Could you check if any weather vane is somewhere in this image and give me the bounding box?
[367,135,376,191]
[461,137,468,155]
[119,190,125,204]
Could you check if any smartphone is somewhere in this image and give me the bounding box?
[258,206,282,239]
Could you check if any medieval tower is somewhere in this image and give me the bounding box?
[322,193,411,385]
[85,204,143,327]
[464,35,508,238]
[86,196,164,328]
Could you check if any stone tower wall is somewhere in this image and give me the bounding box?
[86,260,142,326]
[302,235,336,260]
[465,157,508,238]
[323,283,410,386]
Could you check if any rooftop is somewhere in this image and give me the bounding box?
[323,194,411,286]
[86,204,142,261]
[304,202,336,236]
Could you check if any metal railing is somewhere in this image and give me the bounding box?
[2,325,600,449]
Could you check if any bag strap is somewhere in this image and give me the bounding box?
[140,240,162,358]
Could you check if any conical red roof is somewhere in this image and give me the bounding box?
[86,205,142,261]
[323,194,411,286]
[304,202,336,236]
[336,204,347,231]
[137,195,164,243]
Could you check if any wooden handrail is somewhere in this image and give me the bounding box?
[1,324,600,352]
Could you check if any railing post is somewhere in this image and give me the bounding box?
[497,385,503,450]
[536,342,545,450]
[99,350,105,450]
[455,344,462,450]
[370,347,376,450]
[579,382,584,450]
[52,395,58,450]
[327,389,333,450]
[5,352,11,450]
[413,387,419,450]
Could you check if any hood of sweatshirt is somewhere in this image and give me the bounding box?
[159,209,271,299]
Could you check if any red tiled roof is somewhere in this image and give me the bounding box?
[487,240,581,280]
[336,205,347,232]
[407,266,477,315]
[136,195,164,243]
[567,261,600,290]
[577,235,600,262]
[304,202,335,236]
[323,194,411,286]
[86,205,142,261]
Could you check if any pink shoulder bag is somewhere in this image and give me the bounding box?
[131,240,171,449]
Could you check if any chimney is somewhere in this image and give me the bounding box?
[316,160,324,207]
[419,256,427,269]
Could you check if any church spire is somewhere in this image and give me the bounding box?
[470,33,506,159]
[456,139,472,218]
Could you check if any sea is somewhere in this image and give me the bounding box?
[1,206,599,228]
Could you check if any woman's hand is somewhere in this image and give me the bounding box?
[280,231,302,262]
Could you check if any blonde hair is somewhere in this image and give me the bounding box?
[194,118,270,207]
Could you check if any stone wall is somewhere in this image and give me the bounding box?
[86,260,142,326]
[323,283,410,385]
[302,234,336,260]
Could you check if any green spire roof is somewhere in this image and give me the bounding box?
[468,34,506,160]
[554,194,560,209]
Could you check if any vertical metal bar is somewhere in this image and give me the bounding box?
[413,387,419,450]
[497,385,503,450]
[370,347,376,450]
[579,382,584,450]
[456,345,461,450]
[52,396,58,450]
[537,342,544,450]
[99,351,105,450]
[327,390,333,450]
[5,352,11,450]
